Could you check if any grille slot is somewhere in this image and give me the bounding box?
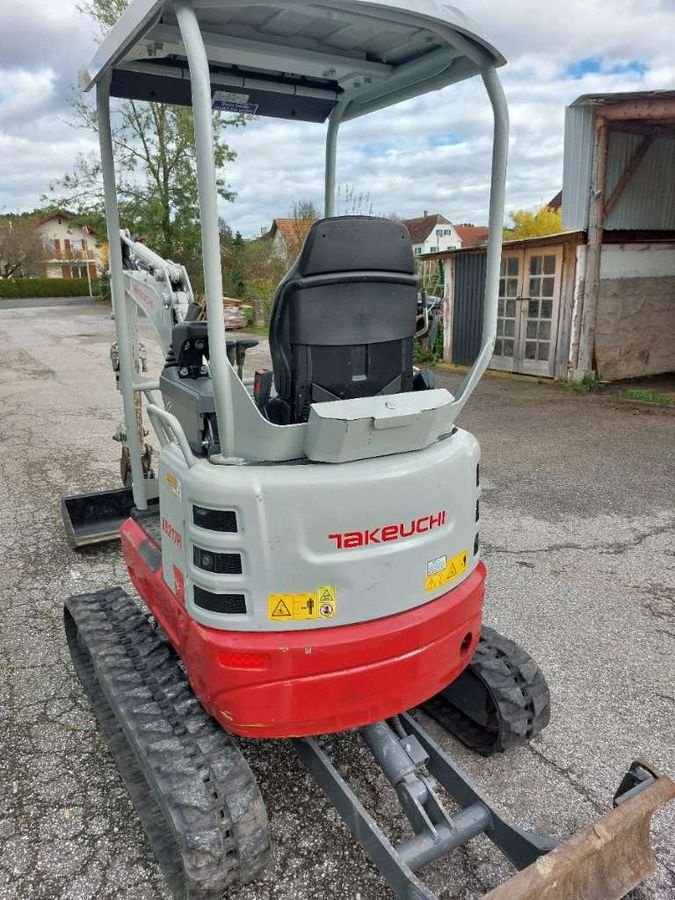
[193,587,246,615]
[193,546,242,574]
[193,506,237,533]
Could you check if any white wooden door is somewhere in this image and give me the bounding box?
[491,252,521,371]
[491,248,562,377]
[518,249,562,377]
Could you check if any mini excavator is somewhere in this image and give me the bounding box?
[62,2,675,898]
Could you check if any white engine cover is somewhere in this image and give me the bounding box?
[158,428,481,632]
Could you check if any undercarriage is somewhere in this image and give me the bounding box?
[66,578,674,900]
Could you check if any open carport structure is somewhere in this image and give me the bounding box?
[426,90,675,383]
[564,90,675,381]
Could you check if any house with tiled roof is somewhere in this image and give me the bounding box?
[454,224,489,248]
[34,210,105,280]
[264,212,488,258]
[265,218,316,258]
[401,212,462,256]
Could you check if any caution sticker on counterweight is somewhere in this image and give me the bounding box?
[268,587,337,621]
[425,550,468,593]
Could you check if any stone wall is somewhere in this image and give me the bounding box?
[595,243,675,380]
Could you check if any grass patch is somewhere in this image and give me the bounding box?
[569,374,601,393]
[241,323,269,337]
[618,388,675,406]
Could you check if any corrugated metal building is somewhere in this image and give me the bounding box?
[563,92,675,232]
[425,90,675,382]
[563,91,675,380]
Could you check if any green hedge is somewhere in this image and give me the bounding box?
[0,278,101,299]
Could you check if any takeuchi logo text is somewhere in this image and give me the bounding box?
[329,511,447,550]
[161,517,182,549]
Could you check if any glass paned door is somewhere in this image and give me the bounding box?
[491,254,521,371]
[519,250,561,376]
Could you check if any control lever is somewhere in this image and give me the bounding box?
[254,369,273,409]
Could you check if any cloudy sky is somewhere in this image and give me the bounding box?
[1,1,673,236]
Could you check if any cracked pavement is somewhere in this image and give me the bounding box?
[1,299,674,899]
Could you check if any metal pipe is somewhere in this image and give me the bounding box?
[325,103,348,217]
[451,66,509,413]
[97,75,148,510]
[175,1,236,459]
[146,404,197,467]
[398,803,491,871]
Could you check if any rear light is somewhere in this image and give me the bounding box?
[217,652,270,669]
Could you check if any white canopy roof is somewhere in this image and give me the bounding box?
[81,0,504,123]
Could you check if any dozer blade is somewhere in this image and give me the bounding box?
[483,769,675,900]
[61,487,134,548]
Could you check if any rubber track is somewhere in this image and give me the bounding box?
[421,625,551,756]
[64,587,271,899]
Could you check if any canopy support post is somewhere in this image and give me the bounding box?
[325,104,348,217]
[97,74,148,510]
[450,66,508,416]
[176,1,236,460]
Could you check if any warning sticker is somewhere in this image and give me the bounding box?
[317,585,336,619]
[292,594,318,621]
[165,471,182,499]
[269,596,293,619]
[268,588,337,621]
[424,550,468,593]
[213,90,259,115]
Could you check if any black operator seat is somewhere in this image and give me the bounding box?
[262,216,420,425]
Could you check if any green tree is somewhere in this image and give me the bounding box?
[503,204,563,240]
[220,225,288,324]
[45,0,242,287]
[220,226,247,299]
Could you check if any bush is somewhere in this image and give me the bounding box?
[414,321,444,365]
[569,373,600,393]
[0,277,100,300]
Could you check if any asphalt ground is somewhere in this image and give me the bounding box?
[1,299,673,900]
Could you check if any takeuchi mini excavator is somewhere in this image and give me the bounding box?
[62,2,675,898]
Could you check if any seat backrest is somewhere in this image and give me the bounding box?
[268,216,418,424]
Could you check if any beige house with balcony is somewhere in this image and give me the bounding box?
[34,211,106,279]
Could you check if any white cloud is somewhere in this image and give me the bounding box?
[1,0,673,236]
[0,69,57,129]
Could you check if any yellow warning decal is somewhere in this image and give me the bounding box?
[268,588,337,621]
[268,596,293,619]
[424,550,468,593]
[317,586,337,619]
[165,471,182,499]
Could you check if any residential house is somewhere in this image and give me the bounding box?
[34,211,105,279]
[263,212,487,260]
[421,91,675,383]
[264,218,316,258]
[401,212,462,256]
[454,225,489,248]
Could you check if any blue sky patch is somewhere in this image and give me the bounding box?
[360,143,392,158]
[566,57,603,78]
[608,60,649,76]
[566,56,649,79]
[428,132,463,148]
